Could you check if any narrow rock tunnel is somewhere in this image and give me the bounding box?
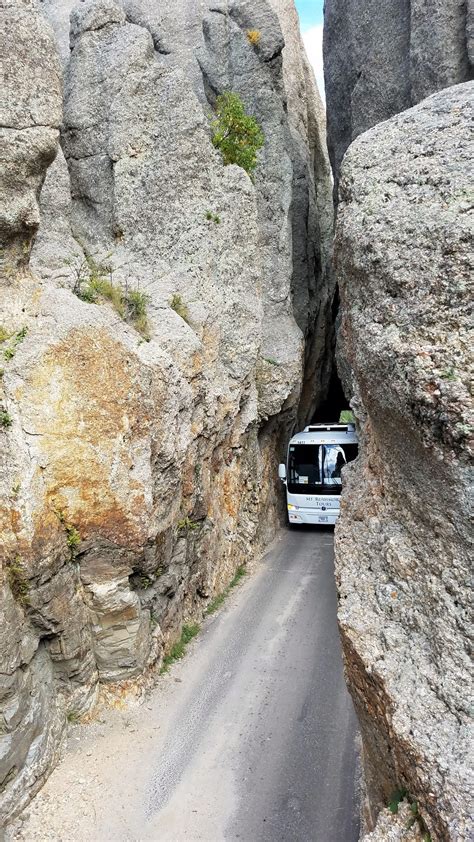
[311,363,348,423]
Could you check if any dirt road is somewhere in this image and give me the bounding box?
[8,528,360,842]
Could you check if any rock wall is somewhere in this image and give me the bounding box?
[323,0,474,189]
[0,0,332,823]
[334,83,473,840]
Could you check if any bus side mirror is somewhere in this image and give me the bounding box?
[278,464,287,482]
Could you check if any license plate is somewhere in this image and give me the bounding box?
[318,515,329,523]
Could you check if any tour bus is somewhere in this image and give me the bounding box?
[278,423,358,526]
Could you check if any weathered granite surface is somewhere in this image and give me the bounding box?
[335,83,474,840]
[0,0,332,823]
[324,0,474,190]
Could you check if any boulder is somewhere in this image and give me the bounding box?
[335,82,473,840]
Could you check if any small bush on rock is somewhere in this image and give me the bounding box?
[2,326,28,361]
[0,409,12,428]
[211,91,264,176]
[125,289,150,338]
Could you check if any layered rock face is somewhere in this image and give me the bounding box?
[324,0,474,188]
[0,0,332,823]
[334,83,473,840]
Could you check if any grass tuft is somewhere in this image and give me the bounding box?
[170,294,190,324]
[205,210,220,224]
[177,516,200,533]
[205,565,246,616]
[2,326,28,361]
[0,409,12,428]
[70,253,150,338]
[66,526,81,561]
[160,623,200,673]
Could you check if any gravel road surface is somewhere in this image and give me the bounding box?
[7,528,360,842]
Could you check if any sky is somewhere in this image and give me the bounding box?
[295,0,325,101]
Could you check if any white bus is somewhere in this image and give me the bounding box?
[278,423,358,526]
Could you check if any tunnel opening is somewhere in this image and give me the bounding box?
[311,363,349,424]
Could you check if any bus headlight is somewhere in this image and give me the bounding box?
[287,504,298,510]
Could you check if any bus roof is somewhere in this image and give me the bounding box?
[289,424,358,447]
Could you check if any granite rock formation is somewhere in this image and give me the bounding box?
[334,83,473,840]
[324,0,474,190]
[0,0,332,823]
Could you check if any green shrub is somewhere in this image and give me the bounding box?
[125,289,150,339]
[339,409,355,424]
[211,92,264,176]
[0,410,12,428]
[54,508,81,561]
[66,526,81,561]
[134,574,154,590]
[2,326,28,361]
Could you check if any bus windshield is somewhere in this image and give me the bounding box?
[287,444,358,495]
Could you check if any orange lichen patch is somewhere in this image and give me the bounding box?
[222,469,239,519]
[191,349,204,375]
[246,29,261,46]
[9,507,21,534]
[0,504,21,541]
[201,322,220,367]
[23,328,155,548]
